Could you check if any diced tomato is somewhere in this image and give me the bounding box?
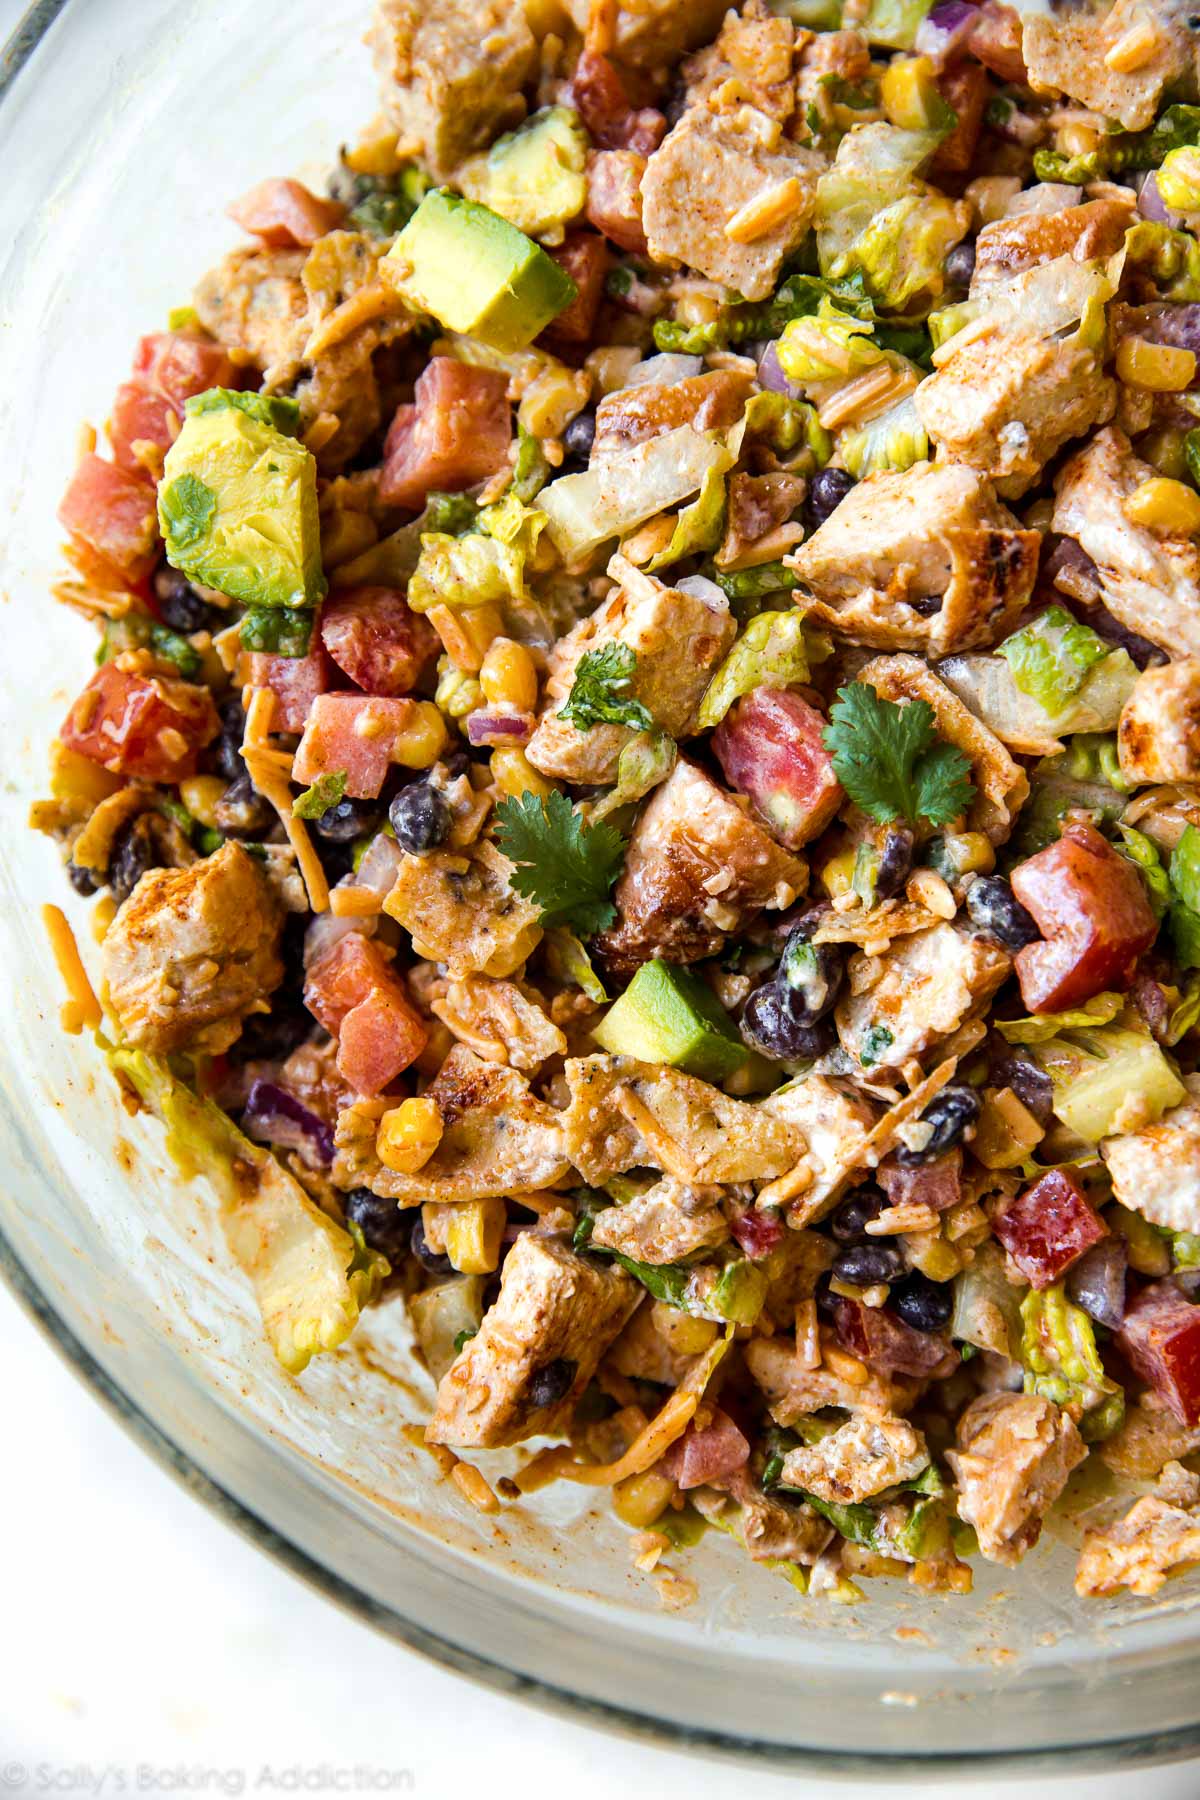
[131,331,240,410]
[304,933,393,1034]
[541,232,611,348]
[58,453,159,583]
[292,692,417,798]
[1116,1282,1200,1427]
[379,358,513,512]
[1011,822,1159,1012]
[712,687,843,850]
[108,381,178,475]
[931,60,990,177]
[304,934,427,1097]
[992,1169,1108,1290]
[585,150,648,255]
[244,644,335,733]
[968,2,1027,83]
[661,1407,750,1491]
[729,1205,785,1260]
[878,1151,963,1215]
[834,1297,958,1378]
[320,587,439,696]
[227,177,346,248]
[60,662,219,782]
[567,48,666,156]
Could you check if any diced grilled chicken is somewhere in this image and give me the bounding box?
[778,1413,930,1505]
[794,27,872,115]
[970,197,1133,291]
[384,839,542,979]
[1053,428,1200,660]
[759,1075,879,1226]
[712,1465,834,1565]
[788,462,1040,658]
[595,759,807,972]
[641,109,822,302]
[859,654,1031,843]
[592,370,752,459]
[836,922,1012,1076]
[293,230,414,468]
[1022,0,1190,132]
[745,1335,921,1424]
[682,4,799,123]
[916,327,1115,500]
[1102,1077,1200,1238]
[369,0,537,181]
[562,1054,802,1186]
[589,1178,730,1264]
[1118,661,1200,787]
[332,1044,570,1204]
[432,975,567,1074]
[426,1232,638,1448]
[1076,1462,1200,1598]
[526,559,735,785]
[103,842,284,1057]
[562,0,735,72]
[193,247,310,389]
[947,1391,1086,1566]
[1098,1401,1200,1482]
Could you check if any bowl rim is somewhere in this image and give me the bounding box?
[6,0,1200,1775]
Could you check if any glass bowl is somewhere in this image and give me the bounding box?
[5,0,1200,1773]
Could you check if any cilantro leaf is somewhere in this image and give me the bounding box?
[558,643,654,734]
[159,472,217,550]
[494,790,626,937]
[823,683,974,828]
[239,604,315,657]
[293,769,347,820]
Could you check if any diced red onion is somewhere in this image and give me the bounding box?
[757,339,804,401]
[466,709,534,747]
[1138,303,1200,364]
[676,573,730,611]
[304,906,376,968]
[243,1079,335,1167]
[729,1206,785,1260]
[915,0,980,64]
[1136,171,1185,230]
[356,830,403,898]
[1065,1235,1127,1330]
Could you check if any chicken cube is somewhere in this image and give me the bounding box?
[426,1233,638,1448]
[1052,427,1200,660]
[1099,1402,1200,1482]
[947,1391,1086,1566]
[641,109,822,302]
[369,0,537,181]
[595,759,807,973]
[916,327,1115,500]
[789,462,1040,659]
[778,1413,930,1505]
[759,1075,879,1226]
[589,1178,731,1264]
[103,843,285,1057]
[745,1335,921,1425]
[970,197,1133,291]
[433,976,567,1075]
[526,559,735,786]
[1118,661,1200,787]
[192,247,310,389]
[682,5,799,123]
[1022,0,1190,132]
[713,1466,835,1566]
[592,370,753,459]
[1103,1079,1200,1239]
[384,839,542,980]
[1076,1462,1200,1598]
[836,923,1012,1076]
[562,0,731,71]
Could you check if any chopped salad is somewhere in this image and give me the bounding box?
[33,0,1200,1604]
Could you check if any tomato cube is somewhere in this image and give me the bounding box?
[661,1408,750,1491]
[992,1169,1108,1289]
[541,232,610,347]
[320,587,439,696]
[304,933,391,1035]
[712,687,843,849]
[108,381,178,475]
[226,177,346,248]
[245,645,335,734]
[336,986,428,1096]
[930,61,989,176]
[379,358,512,511]
[1011,822,1158,1012]
[58,453,159,584]
[292,693,417,798]
[61,662,219,782]
[835,1296,958,1378]
[1116,1281,1200,1426]
[131,331,240,409]
[585,149,648,255]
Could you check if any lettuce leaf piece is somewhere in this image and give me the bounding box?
[1125,221,1200,302]
[998,606,1110,714]
[937,648,1138,756]
[1166,974,1200,1047]
[1034,1022,1186,1142]
[1169,825,1200,970]
[950,1240,1023,1360]
[860,0,933,49]
[332,490,478,589]
[995,992,1124,1046]
[1156,145,1200,212]
[542,926,609,1003]
[777,297,886,384]
[1116,823,1172,921]
[846,193,969,311]
[1032,148,1105,187]
[539,426,731,564]
[409,1274,486,1383]
[1020,1285,1124,1442]
[646,448,733,572]
[815,124,963,308]
[736,391,832,466]
[590,730,677,823]
[695,608,820,730]
[110,1048,386,1374]
[839,394,928,479]
[407,531,527,613]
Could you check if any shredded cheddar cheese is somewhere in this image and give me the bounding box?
[42,903,103,1034]
[240,687,330,914]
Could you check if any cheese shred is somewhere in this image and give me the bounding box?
[42,903,103,1034]
[240,686,331,915]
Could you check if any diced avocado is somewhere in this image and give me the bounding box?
[158,403,325,609]
[709,1258,768,1327]
[382,188,577,353]
[458,106,588,241]
[593,958,748,1083]
[185,387,302,435]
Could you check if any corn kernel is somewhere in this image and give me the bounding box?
[1055,121,1101,158]
[392,701,450,769]
[490,746,555,800]
[880,56,944,132]
[518,364,592,439]
[48,739,123,806]
[651,1302,718,1357]
[91,895,118,942]
[583,345,642,396]
[1115,336,1198,392]
[612,1470,675,1529]
[435,657,483,721]
[322,510,378,569]
[479,637,539,712]
[951,831,996,877]
[821,847,858,900]
[179,774,227,830]
[1124,476,1200,537]
[1104,18,1161,74]
[445,1196,507,1275]
[376,1096,443,1175]
[344,130,401,177]
[428,600,504,674]
[1158,145,1200,212]
[901,1233,963,1282]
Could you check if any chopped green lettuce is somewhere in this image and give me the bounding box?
[646,448,733,572]
[777,298,887,384]
[860,0,932,48]
[1116,824,1171,920]
[542,927,609,1003]
[591,731,677,823]
[407,530,527,613]
[409,1274,485,1383]
[332,490,478,590]
[735,391,832,467]
[950,1240,1023,1360]
[839,394,928,479]
[815,124,964,309]
[695,609,820,730]
[995,992,1124,1046]
[1034,1021,1186,1142]
[1170,825,1200,969]
[847,193,969,311]
[111,1048,386,1374]
[1155,145,1200,213]
[539,427,731,564]
[937,647,1138,754]
[998,607,1111,715]
[1020,1286,1124,1442]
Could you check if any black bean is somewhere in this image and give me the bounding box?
[389,781,451,854]
[895,1084,981,1167]
[526,1357,578,1409]
[312,796,379,842]
[943,241,976,291]
[342,1188,413,1262]
[109,814,166,904]
[966,875,1040,950]
[779,928,843,1021]
[829,1186,885,1243]
[890,1271,953,1333]
[875,825,915,900]
[215,697,248,782]
[807,466,855,529]
[410,1212,454,1274]
[912,594,944,617]
[991,1055,1054,1125]
[741,981,836,1061]
[214,771,271,838]
[230,1000,312,1065]
[153,565,215,633]
[562,410,596,463]
[66,861,100,896]
[831,1241,906,1288]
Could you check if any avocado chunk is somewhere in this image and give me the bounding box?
[158,399,325,609]
[458,107,588,241]
[185,387,302,435]
[383,188,577,353]
[593,958,748,1083]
